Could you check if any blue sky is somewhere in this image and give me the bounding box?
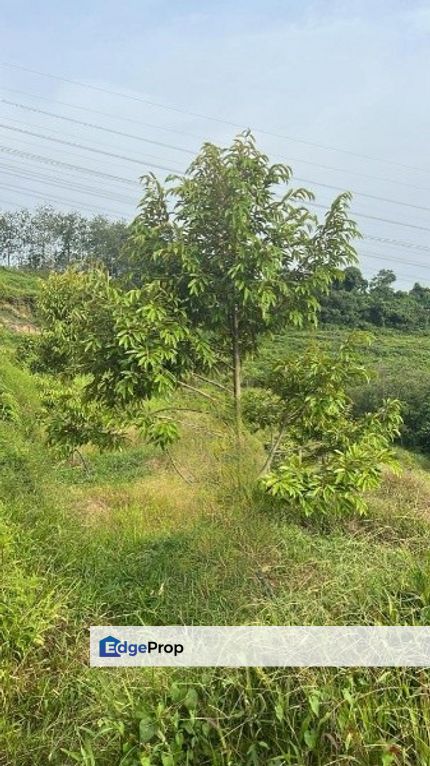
[1,0,430,285]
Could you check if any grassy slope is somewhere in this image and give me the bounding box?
[2,360,430,761]
[2,270,430,763]
[0,267,40,335]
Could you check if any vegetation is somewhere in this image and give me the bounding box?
[321,265,430,331]
[2,211,430,336]
[248,328,430,456]
[29,134,401,519]
[3,330,430,764]
[2,128,430,765]
[0,206,128,272]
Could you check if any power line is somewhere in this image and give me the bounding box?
[2,60,430,177]
[4,87,430,199]
[5,99,430,215]
[359,249,430,271]
[4,148,430,249]
[3,120,430,235]
[0,84,207,141]
[303,198,430,233]
[0,181,131,218]
[0,145,139,187]
[2,136,430,258]
[364,234,430,254]
[0,163,137,206]
[294,176,430,214]
[0,122,183,173]
[1,99,196,156]
[0,112,187,169]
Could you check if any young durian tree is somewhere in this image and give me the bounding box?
[124,131,360,437]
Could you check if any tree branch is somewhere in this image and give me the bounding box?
[178,381,219,403]
[258,405,305,478]
[191,373,232,393]
[258,424,287,478]
[151,406,204,416]
[166,448,194,485]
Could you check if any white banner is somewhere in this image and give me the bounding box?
[90,626,430,667]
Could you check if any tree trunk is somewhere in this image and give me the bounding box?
[258,423,286,477]
[232,305,242,441]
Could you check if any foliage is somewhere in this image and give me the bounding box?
[42,379,126,458]
[126,133,358,346]
[38,268,215,402]
[252,336,403,515]
[352,368,430,454]
[126,133,359,425]
[39,132,359,446]
[321,266,430,331]
[0,380,20,423]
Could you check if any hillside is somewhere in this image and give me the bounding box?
[248,326,430,378]
[3,292,430,763]
[0,267,40,335]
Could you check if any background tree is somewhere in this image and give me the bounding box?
[369,269,396,295]
[0,205,128,272]
[0,211,19,267]
[85,215,128,275]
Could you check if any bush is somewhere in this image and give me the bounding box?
[351,369,430,454]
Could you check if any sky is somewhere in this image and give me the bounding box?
[1,0,430,286]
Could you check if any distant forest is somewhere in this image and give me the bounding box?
[321,266,430,331]
[1,205,429,332]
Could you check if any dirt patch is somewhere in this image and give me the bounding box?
[6,321,39,334]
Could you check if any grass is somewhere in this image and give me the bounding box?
[0,267,41,340]
[3,351,430,765]
[0,266,41,302]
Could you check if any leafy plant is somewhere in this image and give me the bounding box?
[253,335,403,515]
[0,380,19,423]
[42,378,126,460]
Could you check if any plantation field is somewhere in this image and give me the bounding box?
[248,326,430,380]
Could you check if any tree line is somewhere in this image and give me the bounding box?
[0,206,128,273]
[321,266,430,331]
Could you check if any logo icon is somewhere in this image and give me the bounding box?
[99,635,121,657]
